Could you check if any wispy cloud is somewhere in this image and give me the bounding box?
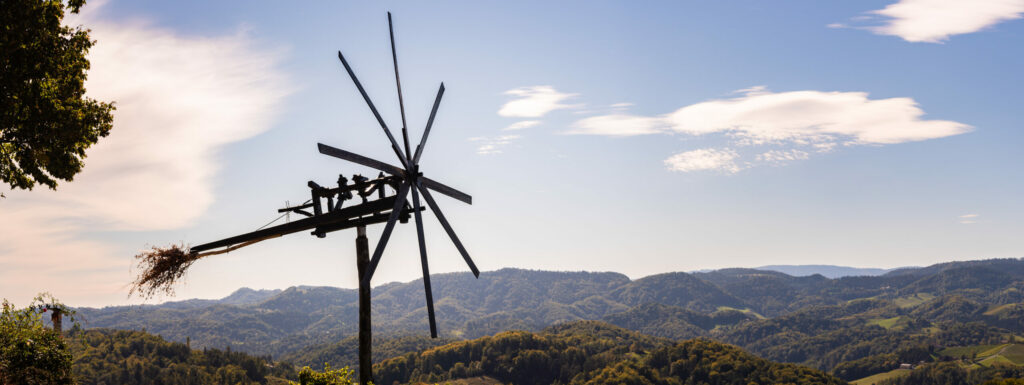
[570,86,970,173]
[959,213,980,224]
[498,86,579,118]
[845,0,1024,43]
[503,120,541,131]
[757,149,810,164]
[570,114,664,136]
[0,5,290,305]
[664,148,742,173]
[470,135,521,155]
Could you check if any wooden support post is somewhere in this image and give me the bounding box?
[51,309,62,334]
[356,225,373,385]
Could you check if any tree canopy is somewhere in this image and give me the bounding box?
[0,0,113,194]
[0,294,76,385]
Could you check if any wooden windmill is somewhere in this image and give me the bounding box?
[157,13,479,384]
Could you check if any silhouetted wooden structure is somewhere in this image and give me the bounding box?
[188,13,479,384]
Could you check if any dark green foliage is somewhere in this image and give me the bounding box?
[831,346,932,380]
[280,334,454,378]
[984,379,1024,385]
[877,362,1024,385]
[601,302,754,340]
[68,328,296,384]
[694,268,834,316]
[292,364,355,385]
[1,296,75,384]
[74,259,1024,382]
[374,321,669,385]
[0,0,114,191]
[612,272,746,313]
[373,321,842,385]
[594,338,846,385]
[718,298,1006,371]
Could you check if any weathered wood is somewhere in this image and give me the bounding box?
[335,51,410,170]
[190,196,398,253]
[413,83,444,164]
[361,182,412,286]
[317,143,405,176]
[388,12,413,160]
[312,209,416,235]
[411,187,438,338]
[356,226,373,385]
[415,182,480,278]
[420,176,472,205]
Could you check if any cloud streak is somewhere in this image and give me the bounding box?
[664,148,742,173]
[0,6,290,305]
[469,135,521,155]
[498,86,578,118]
[503,120,541,131]
[570,86,970,172]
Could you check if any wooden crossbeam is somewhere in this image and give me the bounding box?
[190,196,399,254]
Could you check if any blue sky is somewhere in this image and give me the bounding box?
[2,0,1023,306]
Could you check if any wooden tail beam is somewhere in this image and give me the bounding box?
[190,196,398,254]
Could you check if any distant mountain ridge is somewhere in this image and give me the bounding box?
[756,264,903,278]
[75,258,1024,369]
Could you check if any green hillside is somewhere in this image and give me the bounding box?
[68,329,296,385]
[850,368,911,385]
[65,259,1024,384]
[372,321,844,385]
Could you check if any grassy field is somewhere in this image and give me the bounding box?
[851,368,912,385]
[939,344,1003,360]
[867,316,905,330]
[1003,344,1024,363]
[939,344,1024,367]
[445,376,503,385]
[894,293,935,308]
[984,303,1024,316]
[715,306,766,319]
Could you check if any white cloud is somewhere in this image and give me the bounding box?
[863,0,1024,42]
[610,102,634,108]
[959,213,980,224]
[0,5,290,305]
[758,149,810,164]
[570,86,970,172]
[664,148,742,173]
[503,120,541,131]
[498,86,578,118]
[470,135,521,155]
[569,114,664,136]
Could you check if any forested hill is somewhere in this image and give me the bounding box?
[371,321,845,385]
[68,328,296,384]
[76,258,1024,366]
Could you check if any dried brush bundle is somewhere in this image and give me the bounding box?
[129,244,198,298]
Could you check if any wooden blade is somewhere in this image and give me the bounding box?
[416,181,480,278]
[413,83,445,165]
[361,182,412,286]
[420,176,472,205]
[411,185,438,338]
[336,50,410,170]
[388,12,413,161]
[317,143,405,176]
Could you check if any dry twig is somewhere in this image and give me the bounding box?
[129,244,198,299]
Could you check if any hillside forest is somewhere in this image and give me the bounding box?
[8,258,1009,384]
